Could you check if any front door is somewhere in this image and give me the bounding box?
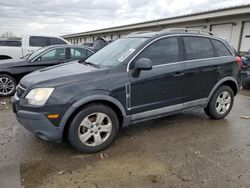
[128,37,185,118]
[27,47,68,73]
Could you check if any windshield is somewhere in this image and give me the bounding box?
[86,37,148,68]
[25,47,46,60]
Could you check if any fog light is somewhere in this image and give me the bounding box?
[47,114,60,119]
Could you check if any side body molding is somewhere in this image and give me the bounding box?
[206,76,239,105]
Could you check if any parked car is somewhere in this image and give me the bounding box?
[0,45,94,96]
[0,35,69,60]
[82,42,93,48]
[242,64,250,89]
[241,48,250,89]
[12,29,242,153]
[91,37,109,52]
[0,38,22,47]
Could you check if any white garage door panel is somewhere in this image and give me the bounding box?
[187,26,204,30]
[211,24,233,42]
[240,22,250,52]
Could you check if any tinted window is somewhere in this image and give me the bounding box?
[70,48,91,60]
[135,37,179,66]
[86,50,93,57]
[0,41,21,47]
[39,48,66,62]
[183,37,213,60]
[30,36,49,47]
[212,39,232,56]
[50,37,67,45]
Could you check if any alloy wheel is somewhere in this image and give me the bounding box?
[0,77,15,96]
[215,91,231,115]
[78,112,112,146]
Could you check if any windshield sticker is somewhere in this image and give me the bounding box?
[118,49,135,62]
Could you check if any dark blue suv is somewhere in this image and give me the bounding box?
[12,29,242,153]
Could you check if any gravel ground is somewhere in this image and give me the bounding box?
[0,90,250,188]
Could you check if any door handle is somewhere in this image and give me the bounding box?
[173,72,185,78]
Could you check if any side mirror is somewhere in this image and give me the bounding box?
[132,58,152,77]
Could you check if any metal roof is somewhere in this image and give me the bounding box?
[62,4,250,38]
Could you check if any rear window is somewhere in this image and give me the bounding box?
[29,36,49,47]
[183,37,214,60]
[212,39,232,56]
[50,37,67,45]
[0,40,22,47]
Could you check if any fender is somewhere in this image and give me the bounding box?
[58,95,129,134]
[206,76,239,105]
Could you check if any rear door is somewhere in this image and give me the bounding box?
[182,36,221,103]
[69,47,94,61]
[129,36,185,116]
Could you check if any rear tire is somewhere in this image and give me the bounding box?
[0,74,17,97]
[204,85,234,120]
[67,104,119,153]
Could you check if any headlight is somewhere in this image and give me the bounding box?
[25,88,54,106]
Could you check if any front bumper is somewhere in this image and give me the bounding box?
[15,110,63,142]
[12,95,63,142]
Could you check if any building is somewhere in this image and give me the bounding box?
[62,4,250,53]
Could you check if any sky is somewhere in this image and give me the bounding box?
[0,0,249,37]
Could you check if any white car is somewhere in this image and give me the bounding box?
[0,35,70,60]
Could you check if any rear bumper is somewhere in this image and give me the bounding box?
[15,110,63,142]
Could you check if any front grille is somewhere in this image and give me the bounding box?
[16,84,26,98]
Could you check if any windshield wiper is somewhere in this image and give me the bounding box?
[78,59,99,68]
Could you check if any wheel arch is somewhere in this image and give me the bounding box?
[60,95,129,140]
[206,77,239,105]
[0,72,18,82]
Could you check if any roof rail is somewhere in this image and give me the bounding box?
[159,28,214,36]
[126,31,152,36]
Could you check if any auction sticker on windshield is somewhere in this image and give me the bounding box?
[118,49,135,62]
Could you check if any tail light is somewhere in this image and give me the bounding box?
[235,56,243,69]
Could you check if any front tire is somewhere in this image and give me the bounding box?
[0,74,17,97]
[67,104,119,153]
[204,85,234,119]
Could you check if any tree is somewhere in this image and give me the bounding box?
[1,32,16,38]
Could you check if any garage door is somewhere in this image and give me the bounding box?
[187,26,205,31]
[211,24,233,42]
[240,22,250,52]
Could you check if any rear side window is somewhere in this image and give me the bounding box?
[70,48,90,60]
[0,41,21,47]
[30,36,49,47]
[135,37,179,66]
[183,37,213,60]
[212,39,232,56]
[50,37,67,45]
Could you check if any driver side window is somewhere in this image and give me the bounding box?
[39,48,66,62]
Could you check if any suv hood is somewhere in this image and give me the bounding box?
[20,61,110,88]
